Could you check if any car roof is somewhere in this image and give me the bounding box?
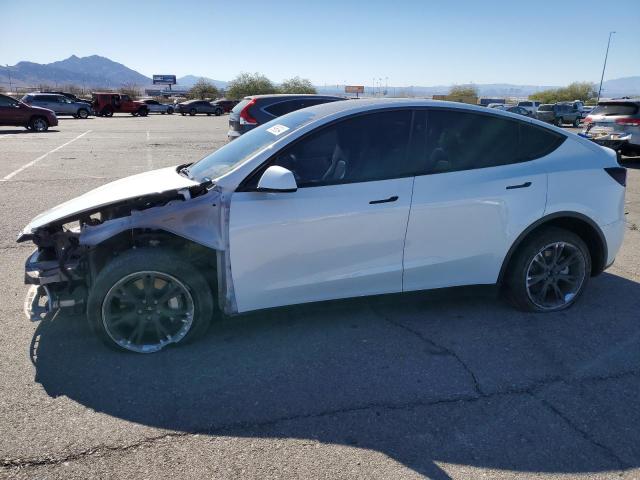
[245,94,345,100]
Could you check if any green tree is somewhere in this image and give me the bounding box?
[448,84,479,98]
[188,78,219,100]
[529,82,596,103]
[226,72,278,99]
[279,76,316,94]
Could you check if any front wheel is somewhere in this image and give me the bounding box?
[505,227,591,312]
[189,108,196,116]
[555,117,564,127]
[87,249,214,353]
[29,117,49,132]
[573,117,581,127]
[167,107,174,114]
[77,108,89,119]
[137,108,148,117]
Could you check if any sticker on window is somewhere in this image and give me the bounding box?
[266,124,290,136]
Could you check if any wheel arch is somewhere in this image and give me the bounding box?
[498,211,607,286]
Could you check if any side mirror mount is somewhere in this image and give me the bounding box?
[256,166,298,193]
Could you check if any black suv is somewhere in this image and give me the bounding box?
[228,94,344,140]
[536,103,582,127]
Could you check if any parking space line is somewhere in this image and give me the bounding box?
[146,130,153,170]
[1,130,92,182]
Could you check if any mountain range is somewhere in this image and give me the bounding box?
[1,55,638,98]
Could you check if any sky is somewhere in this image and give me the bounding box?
[1,0,639,87]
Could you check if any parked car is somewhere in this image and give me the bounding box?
[19,100,626,353]
[506,106,532,117]
[487,103,508,110]
[517,100,542,115]
[176,100,217,116]
[581,105,595,118]
[43,91,92,106]
[141,99,174,114]
[21,93,92,119]
[536,103,582,127]
[92,93,148,117]
[211,99,238,115]
[581,99,640,156]
[228,94,344,140]
[0,93,58,132]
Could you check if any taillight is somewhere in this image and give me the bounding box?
[583,116,593,124]
[239,99,257,125]
[604,167,627,187]
[615,117,640,126]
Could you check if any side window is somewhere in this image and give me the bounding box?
[424,110,519,173]
[265,110,412,187]
[264,100,302,117]
[519,123,564,160]
[0,95,17,107]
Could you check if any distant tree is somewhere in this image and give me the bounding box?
[448,84,479,98]
[0,84,5,93]
[188,78,219,100]
[529,82,596,103]
[226,72,278,99]
[279,76,317,94]
[36,83,54,92]
[119,82,141,99]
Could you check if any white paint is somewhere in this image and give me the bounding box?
[146,130,153,170]
[2,130,91,181]
[229,178,413,312]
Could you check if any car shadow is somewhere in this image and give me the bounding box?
[30,272,640,478]
[0,129,60,134]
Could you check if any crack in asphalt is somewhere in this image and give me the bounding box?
[4,369,639,472]
[531,392,632,469]
[369,305,485,396]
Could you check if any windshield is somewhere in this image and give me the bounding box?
[538,105,553,112]
[591,103,638,116]
[187,109,318,182]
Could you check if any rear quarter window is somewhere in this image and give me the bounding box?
[591,103,638,116]
[519,123,565,160]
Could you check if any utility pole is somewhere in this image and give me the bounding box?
[6,64,13,94]
[597,31,615,102]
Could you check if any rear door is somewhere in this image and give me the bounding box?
[403,109,560,291]
[229,109,416,312]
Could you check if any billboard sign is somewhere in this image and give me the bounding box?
[152,75,177,85]
[345,85,364,94]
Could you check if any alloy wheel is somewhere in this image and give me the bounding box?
[525,242,586,310]
[101,271,195,353]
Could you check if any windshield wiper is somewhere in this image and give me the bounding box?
[178,165,191,179]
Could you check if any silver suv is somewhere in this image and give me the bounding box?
[582,99,640,156]
[21,93,92,119]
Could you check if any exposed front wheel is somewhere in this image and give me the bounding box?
[555,117,564,127]
[505,227,590,312]
[87,249,214,353]
[77,108,89,119]
[573,117,581,127]
[29,117,49,132]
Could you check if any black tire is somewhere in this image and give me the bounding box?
[573,116,581,127]
[189,108,196,116]
[214,108,223,116]
[77,108,89,119]
[87,248,214,353]
[206,113,211,116]
[29,116,49,132]
[555,117,564,127]
[181,112,186,116]
[101,107,113,117]
[505,227,591,312]
[138,107,148,117]
[167,107,174,115]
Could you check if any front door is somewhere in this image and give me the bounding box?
[229,109,416,312]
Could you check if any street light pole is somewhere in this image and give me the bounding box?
[597,31,615,103]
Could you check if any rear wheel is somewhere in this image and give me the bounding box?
[189,108,196,116]
[138,107,148,117]
[573,116,581,127]
[101,107,113,117]
[29,117,49,132]
[555,117,564,127]
[214,108,223,116]
[505,227,590,312]
[167,107,174,114]
[87,249,214,353]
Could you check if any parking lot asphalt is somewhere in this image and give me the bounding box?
[0,115,639,480]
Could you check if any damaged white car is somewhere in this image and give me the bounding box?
[19,100,626,353]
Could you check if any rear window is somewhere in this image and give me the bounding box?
[538,105,553,112]
[591,103,638,116]
[519,101,532,107]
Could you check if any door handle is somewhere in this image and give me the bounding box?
[506,181,532,190]
[369,195,398,204]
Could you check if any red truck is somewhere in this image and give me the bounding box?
[92,93,149,117]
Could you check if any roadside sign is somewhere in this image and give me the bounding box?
[345,85,364,94]
[153,75,177,85]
